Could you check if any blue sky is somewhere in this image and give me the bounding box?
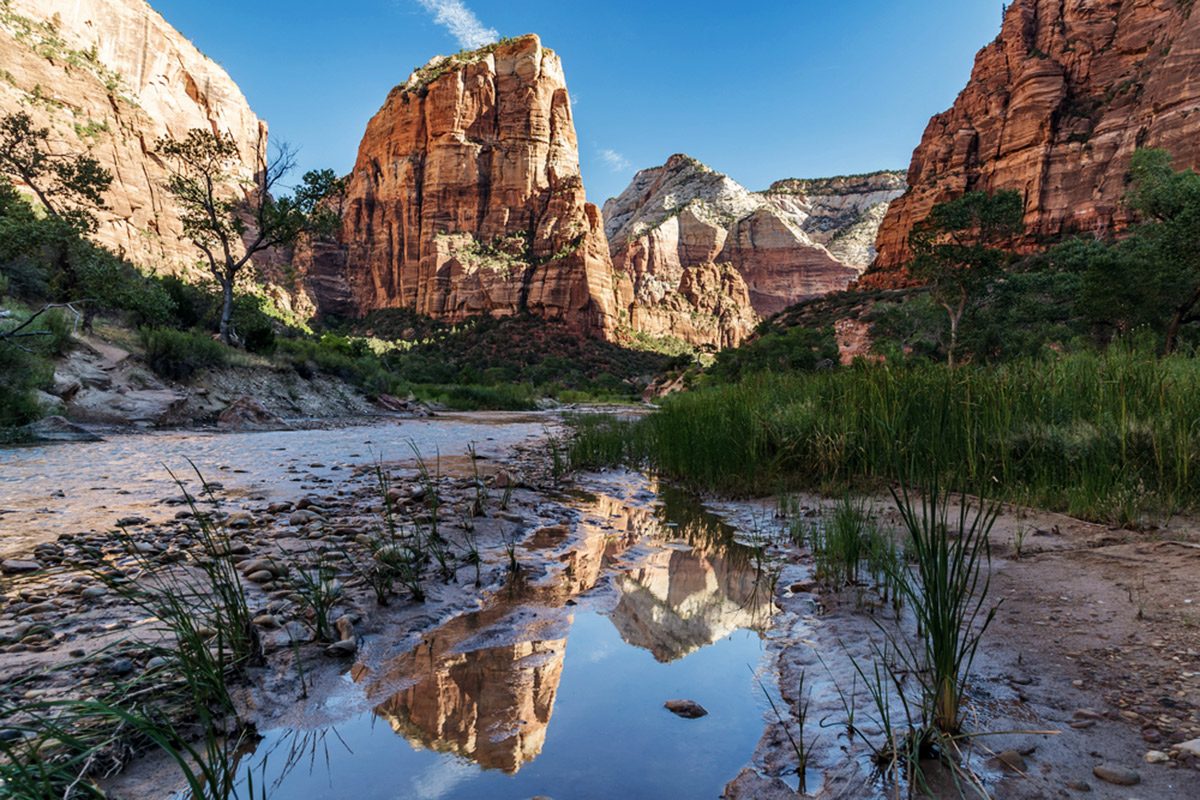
[151,0,1002,203]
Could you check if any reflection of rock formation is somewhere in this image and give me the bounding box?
[610,547,774,662]
[366,609,568,774]
[358,480,773,774]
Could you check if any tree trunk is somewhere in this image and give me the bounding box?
[1165,311,1183,355]
[219,277,235,346]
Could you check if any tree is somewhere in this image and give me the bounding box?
[908,190,1024,366]
[1119,149,1200,354]
[156,130,342,345]
[0,111,111,232]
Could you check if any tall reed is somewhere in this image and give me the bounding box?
[568,345,1200,522]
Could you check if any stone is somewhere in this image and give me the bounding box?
[80,586,108,600]
[1,560,42,574]
[115,516,149,528]
[19,416,101,443]
[324,639,357,657]
[868,0,1200,283]
[664,699,708,719]
[246,570,274,584]
[1144,750,1170,764]
[1064,780,1091,793]
[992,750,1027,772]
[1177,738,1200,758]
[253,614,280,629]
[217,397,289,432]
[295,34,621,338]
[1091,764,1140,786]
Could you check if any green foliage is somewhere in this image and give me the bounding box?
[569,344,1200,525]
[0,111,112,232]
[709,325,839,380]
[140,327,230,381]
[909,190,1025,365]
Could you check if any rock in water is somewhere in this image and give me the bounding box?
[20,416,102,443]
[217,397,289,432]
[868,0,1200,284]
[664,699,708,719]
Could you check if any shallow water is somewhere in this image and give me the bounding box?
[0,412,549,557]
[247,475,778,799]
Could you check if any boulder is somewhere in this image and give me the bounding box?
[217,397,289,432]
[20,416,102,443]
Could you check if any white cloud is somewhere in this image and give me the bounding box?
[416,0,499,50]
[600,148,631,173]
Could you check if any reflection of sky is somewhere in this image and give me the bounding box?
[410,758,475,800]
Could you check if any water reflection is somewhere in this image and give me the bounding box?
[355,480,777,775]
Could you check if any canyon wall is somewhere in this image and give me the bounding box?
[867,0,1200,285]
[303,34,620,338]
[0,0,268,276]
[603,155,904,348]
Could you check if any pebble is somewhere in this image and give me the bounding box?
[324,639,356,657]
[1177,738,1200,758]
[664,699,708,719]
[115,516,149,527]
[1,559,43,574]
[993,750,1027,772]
[1091,764,1140,786]
[253,614,280,629]
[107,658,134,677]
[1144,750,1170,764]
[1065,780,1091,792]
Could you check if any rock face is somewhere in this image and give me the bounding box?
[0,0,268,276]
[603,155,904,348]
[302,35,620,338]
[869,0,1200,283]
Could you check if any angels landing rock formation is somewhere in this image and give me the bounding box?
[867,0,1200,285]
[0,0,267,275]
[303,34,620,338]
[603,155,904,348]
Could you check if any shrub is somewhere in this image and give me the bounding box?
[140,327,228,381]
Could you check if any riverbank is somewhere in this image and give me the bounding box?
[3,413,1199,798]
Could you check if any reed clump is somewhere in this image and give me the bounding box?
[568,345,1200,524]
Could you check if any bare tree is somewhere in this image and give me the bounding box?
[156,130,341,345]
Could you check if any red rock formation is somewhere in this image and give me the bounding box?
[305,35,620,337]
[604,156,903,347]
[868,0,1200,285]
[0,0,267,275]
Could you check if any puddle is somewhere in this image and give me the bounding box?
[247,475,779,799]
[0,412,549,556]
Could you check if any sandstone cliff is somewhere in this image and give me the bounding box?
[0,0,267,276]
[603,155,904,348]
[868,0,1200,284]
[303,35,620,338]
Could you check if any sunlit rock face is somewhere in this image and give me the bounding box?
[868,0,1200,284]
[604,155,904,348]
[610,547,774,662]
[0,1,267,271]
[371,626,568,774]
[300,34,622,337]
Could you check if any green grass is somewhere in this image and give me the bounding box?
[568,343,1200,524]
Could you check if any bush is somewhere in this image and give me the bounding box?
[140,328,229,381]
[709,325,839,381]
